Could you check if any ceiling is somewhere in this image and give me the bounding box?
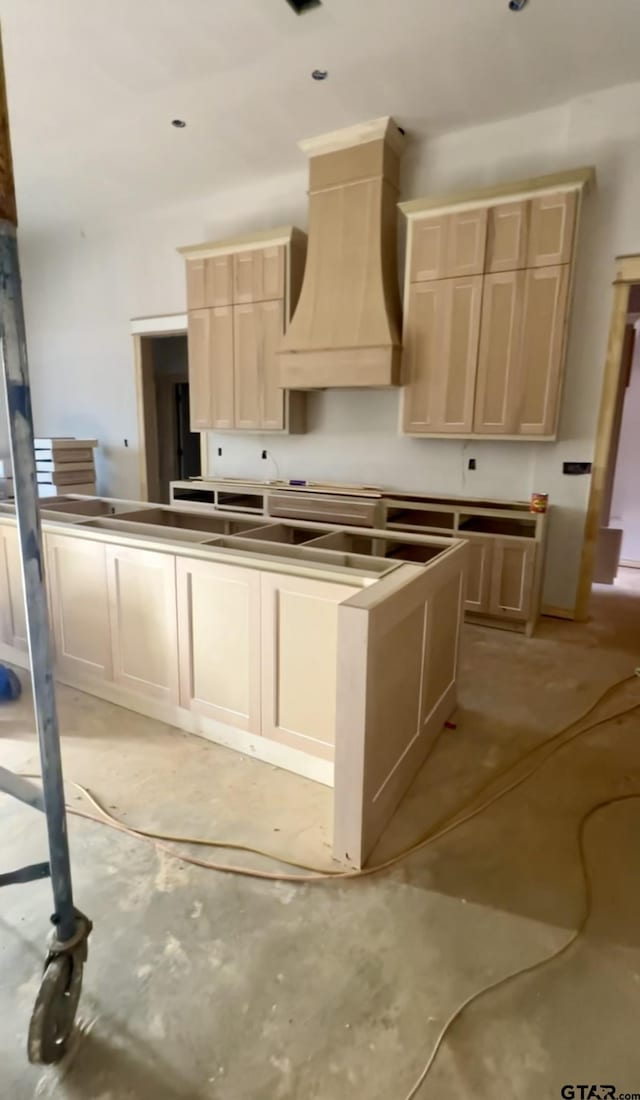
[1,0,639,229]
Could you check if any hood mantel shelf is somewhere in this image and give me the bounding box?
[278,117,405,390]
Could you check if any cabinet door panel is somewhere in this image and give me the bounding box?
[516,265,569,435]
[462,535,494,613]
[209,306,235,430]
[410,216,448,282]
[233,303,262,429]
[259,299,286,431]
[402,281,446,432]
[233,246,285,304]
[204,254,233,307]
[473,270,525,434]
[446,209,487,277]
[0,523,27,650]
[528,191,576,267]
[106,546,179,703]
[486,201,530,272]
[260,572,358,760]
[186,259,206,311]
[187,309,212,430]
[489,539,536,621]
[177,557,260,731]
[438,275,482,432]
[47,534,112,683]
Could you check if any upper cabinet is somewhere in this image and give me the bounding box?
[180,228,307,433]
[399,167,594,440]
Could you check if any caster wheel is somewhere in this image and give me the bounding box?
[27,952,84,1065]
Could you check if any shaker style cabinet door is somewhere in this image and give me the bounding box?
[515,265,569,436]
[489,539,536,621]
[46,534,112,685]
[188,307,235,430]
[259,299,286,431]
[410,216,449,282]
[486,201,530,272]
[402,281,447,432]
[446,209,487,277]
[233,246,285,303]
[473,270,526,434]
[527,190,576,267]
[462,534,494,613]
[233,302,262,430]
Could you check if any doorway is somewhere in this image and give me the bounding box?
[576,258,640,617]
[134,328,202,503]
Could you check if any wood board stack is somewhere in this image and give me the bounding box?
[35,438,98,498]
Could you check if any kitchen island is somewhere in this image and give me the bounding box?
[0,496,467,866]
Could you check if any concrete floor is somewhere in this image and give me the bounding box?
[1,571,640,1100]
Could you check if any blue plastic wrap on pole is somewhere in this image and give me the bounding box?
[0,223,76,942]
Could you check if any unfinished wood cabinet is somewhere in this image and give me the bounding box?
[0,522,27,651]
[486,201,530,272]
[400,169,591,439]
[446,209,487,277]
[181,228,305,433]
[462,534,494,613]
[489,538,536,621]
[402,276,482,434]
[260,571,359,761]
[176,557,260,731]
[46,534,112,685]
[188,307,234,430]
[106,545,179,704]
[473,270,526,434]
[528,191,576,267]
[233,246,285,304]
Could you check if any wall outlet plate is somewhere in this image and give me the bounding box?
[563,461,592,475]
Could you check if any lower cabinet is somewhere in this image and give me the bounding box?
[0,523,28,651]
[488,538,536,621]
[260,571,359,760]
[105,544,179,704]
[176,556,260,731]
[47,534,112,684]
[462,534,494,614]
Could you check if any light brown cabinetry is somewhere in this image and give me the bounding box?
[462,534,494,613]
[489,538,536,621]
[400,170,592,440]
[180,229,306,433]
[105,544,179,704]
[0,523,27,651]
[176,556,260,731]
[403,276,482,433]
[47,534,112,684]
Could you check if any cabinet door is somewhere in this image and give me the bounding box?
[473,270,526,434]
[106,545,179,704]
[0,523,27,650]
[187,308,234,430]
[446,209,487,277]
[486,201,530,272]
[260,572,359,760]
[233,246,285,303]
[410,216,449,282]
[186,259,206,311]
[527,191,576,267]
[176,557,260,731]
[259,299,285,431]
[204,254,233,307]
[402,281,447,432]
[47,534,112,684]
[437,275,483,433]
[516,265,569,435]
[462,535,494,613]
[489,539,536,621]
[233,303,262,429]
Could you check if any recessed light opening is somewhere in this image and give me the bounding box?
[171,119,187,128]
[285,0,322,13]
[311,69,328,81]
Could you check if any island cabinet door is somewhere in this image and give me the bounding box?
[260,572,359,761]
[0,523,28,651]
[105,545,179,704]
[176,557,260,731]
[46,534,112,685]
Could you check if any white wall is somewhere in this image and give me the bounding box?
[611,322,640,563]
[17,81,640,610]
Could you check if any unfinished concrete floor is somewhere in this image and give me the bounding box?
[1,570,640,1100]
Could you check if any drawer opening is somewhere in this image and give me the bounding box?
[458,515,536,538]
[240,523,328,545]
[115,508,264,535]
[172,487,216,504]
[41,498,132,517]
[386,508,455,530]
[217,491,264,512]
[306,531,443,563]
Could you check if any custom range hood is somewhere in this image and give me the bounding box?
[279,117,404,388]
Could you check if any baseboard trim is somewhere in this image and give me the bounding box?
[620,559,640,570]
[0,643,334,788]
[541,605,576,621]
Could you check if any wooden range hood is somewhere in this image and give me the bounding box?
[278,117,405,389]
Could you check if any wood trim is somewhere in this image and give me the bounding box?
[131,313,187,336]
[541,605,576,621]
[575,275,633,620]
[178,226,304,262]
[279,346,402,389]
[615,255,640,283]
[399,166,595,220]
[620,559,640,570]
[299,116,404,158]
[133,334,160,502]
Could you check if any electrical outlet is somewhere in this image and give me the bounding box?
[261,450,268,460]
[468,458,476,470]
[217,447,222,457]
[563,461,592,475]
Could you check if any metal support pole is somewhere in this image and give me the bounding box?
[0,32,75,943]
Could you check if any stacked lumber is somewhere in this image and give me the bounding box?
[35,438,97,498]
